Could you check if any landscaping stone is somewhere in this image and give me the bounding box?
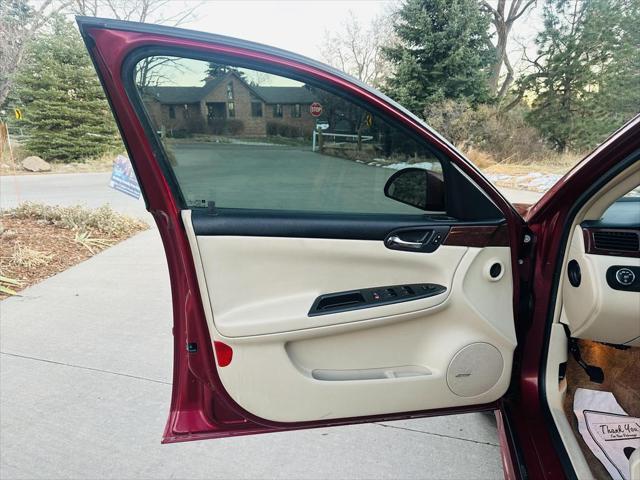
[21,156,51,172]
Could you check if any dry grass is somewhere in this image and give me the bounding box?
[481,150,584,176]
[1,147,121,176]
[10,243,53,269]
[8,202,147,237]
[0,203,148,299]
[461,147,497,169]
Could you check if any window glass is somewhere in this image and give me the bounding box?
[251,102,263,117]
[135,56,443,214]
[598,184,640,226]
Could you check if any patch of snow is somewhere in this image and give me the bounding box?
[485,173,512,182]
[229,140,282,147]
[485,171,564,193]
[383,161,436,171]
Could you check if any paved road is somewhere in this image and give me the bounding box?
[1,229,504,480]
[1,145,543,216]
[0,172,149,219]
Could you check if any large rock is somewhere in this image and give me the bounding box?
[21,156,51,172]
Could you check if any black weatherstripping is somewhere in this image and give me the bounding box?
[309,283,447,316]
[190,208,504,240]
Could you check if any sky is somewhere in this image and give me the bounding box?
[181,0,393,60]
[152,0,544,74]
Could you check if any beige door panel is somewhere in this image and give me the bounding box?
[562,226,640,346]
[182,211,516,422]
[194,235,466,338]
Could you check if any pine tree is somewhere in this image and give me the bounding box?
[14,17,119,162]
[522,0,640,151]
[383,0,495,116]
[204,62,244,82]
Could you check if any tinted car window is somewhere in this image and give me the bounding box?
[134,56,443,215]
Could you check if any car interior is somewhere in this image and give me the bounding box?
[543,160,640,479]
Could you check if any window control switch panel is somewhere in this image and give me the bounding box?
[309,283,447,316]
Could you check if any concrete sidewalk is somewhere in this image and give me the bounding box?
[0,229,503,480]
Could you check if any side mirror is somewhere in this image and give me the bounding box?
[384,168,445,211]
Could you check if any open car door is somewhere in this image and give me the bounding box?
[78,17,530,452]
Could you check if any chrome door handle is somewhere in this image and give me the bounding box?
[386,235,423,249]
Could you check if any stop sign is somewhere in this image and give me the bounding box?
[310,102,323,117]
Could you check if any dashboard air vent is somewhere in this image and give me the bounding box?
[593,231,639,252]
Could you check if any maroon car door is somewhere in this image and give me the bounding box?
[77,17,531,454]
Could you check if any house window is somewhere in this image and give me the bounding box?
[207,102,226,119]
[273,104,283,118]
[169,106,176,119]
[251,102,263,117]
[291,104,302,118]
[228,101,235,118]
[227,82,234,100]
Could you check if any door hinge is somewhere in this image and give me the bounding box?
[516,228,535,280]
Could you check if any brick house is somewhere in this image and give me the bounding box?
[141,72,318,137]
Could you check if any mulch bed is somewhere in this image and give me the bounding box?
[0,216,139,299]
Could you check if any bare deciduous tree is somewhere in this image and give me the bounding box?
[72,0,201,88]
[72,0,199,26]
[319,11,394,89]
[0,0,71,106]
[481,0,537,99]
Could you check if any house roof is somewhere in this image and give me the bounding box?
[252,86,316,104]
[145,86,204,104]
[143,75,227,104]
[142,72,316,105]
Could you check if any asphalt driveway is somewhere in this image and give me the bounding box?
[0,144,543,215]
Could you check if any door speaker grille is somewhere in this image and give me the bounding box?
[446,343,503,397]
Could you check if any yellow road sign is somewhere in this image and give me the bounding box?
[14,108,22,120]
[365,113,373,128]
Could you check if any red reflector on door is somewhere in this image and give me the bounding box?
[214,341,233,367]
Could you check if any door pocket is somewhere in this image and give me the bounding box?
[312,365,432,381]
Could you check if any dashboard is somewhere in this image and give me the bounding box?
[562,196,640,346]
